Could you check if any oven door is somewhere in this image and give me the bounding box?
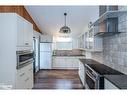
[85,70,99,89]
[17,51,34,69]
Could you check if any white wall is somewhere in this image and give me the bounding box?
[0,13,17,88]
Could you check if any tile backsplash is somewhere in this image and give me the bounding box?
[53,49,85,56]
[92,6,127,74]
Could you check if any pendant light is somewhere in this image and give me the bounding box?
[59,13,71,34]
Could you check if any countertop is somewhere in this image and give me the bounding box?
[52,55,85,57]
[104,75,127,89]
[79,59,127,89]
[79,59,123,75]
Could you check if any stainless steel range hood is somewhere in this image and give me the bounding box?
[93,10,127,37]
[95,17,119,37]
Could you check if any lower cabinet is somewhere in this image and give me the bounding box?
[16,63,33,89]
[52,56,85,69]
[104,78,119,89]
[78,61,85,86]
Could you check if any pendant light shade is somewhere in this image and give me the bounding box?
[59,13,71,34]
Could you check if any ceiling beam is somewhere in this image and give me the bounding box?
[0,5,42,34]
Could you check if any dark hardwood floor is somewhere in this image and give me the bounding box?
[33,69,84,89]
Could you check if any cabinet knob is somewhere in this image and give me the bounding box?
[25,78,29,82]
[25,43,29,45]
[20,73,25,77]
[29,68,32,71]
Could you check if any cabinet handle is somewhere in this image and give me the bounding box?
[29,68,32,71]
[20,73,25,77]
[25,43,29,45]
[25,78,29,82]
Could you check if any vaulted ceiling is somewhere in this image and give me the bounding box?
[25,6,99,37]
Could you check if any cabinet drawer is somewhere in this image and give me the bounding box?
[17,68,27,89]
[16,63,33,89]
[104,78,119,89]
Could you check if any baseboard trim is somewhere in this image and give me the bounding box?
[39,69,79,71]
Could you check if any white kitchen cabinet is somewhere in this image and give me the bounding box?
[17,16,24,47]
[78,34,85,49]
[84,24,102,52]
[52,56,85,69]
[24,20,33,47]
[71,57,79,69]
[17,15,33,50]
[78,61,85,86]
[16,63,33,89]
[0,13,34,89]
[40,34,53,42]
[84,32,89,49]
[65,57,73,69]
[53,57,66,69]
[104,78,119,89]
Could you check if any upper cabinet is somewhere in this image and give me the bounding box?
[17,15,33,49]
[78,34,85,49]
[84,22,102,52]
[24,19,33,47]
[40,34,53,42]
[99,6,118,16]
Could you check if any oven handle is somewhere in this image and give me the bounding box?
[19,58,34,65]
[16,51,33,55]
[86,70,96,82]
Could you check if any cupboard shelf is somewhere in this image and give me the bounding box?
[93,10,127,26]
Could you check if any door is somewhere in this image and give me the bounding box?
[17,16,24,47]
[40,52,52,69]
[40,43,52,69]
[40,43,52,52]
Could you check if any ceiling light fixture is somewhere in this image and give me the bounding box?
[59,13,71,34]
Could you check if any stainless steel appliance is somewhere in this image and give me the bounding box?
[85,64,100,89]
[94,6,119,36]
[33,37,40,73]
[82,59,124,89]
[16,50,34,69]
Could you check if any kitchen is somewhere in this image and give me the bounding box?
[0,5,127,89]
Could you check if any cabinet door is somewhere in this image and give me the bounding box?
[17,71,26,89]
[53,57,62,68]
[17,16,25,47]
[53,57,66,69]
[23,20,33,48]
[72,58,79,69]
[24,20,30,47]
[65,58,73,69]
[16,65,27,89]
[104,78,119,89]
[57,57,66,69]
[78,62,85,86]
[26,63,33,89]
[27,22,33,47]
[41,35,52,42]
[16,63,33,89]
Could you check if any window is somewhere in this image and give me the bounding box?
[56,42,72,50]
[53,36,72,50]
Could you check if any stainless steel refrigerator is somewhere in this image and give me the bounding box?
[33,37,40,73]
[40,43,52,69]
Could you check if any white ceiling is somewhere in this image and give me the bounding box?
[25,6,99,37]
